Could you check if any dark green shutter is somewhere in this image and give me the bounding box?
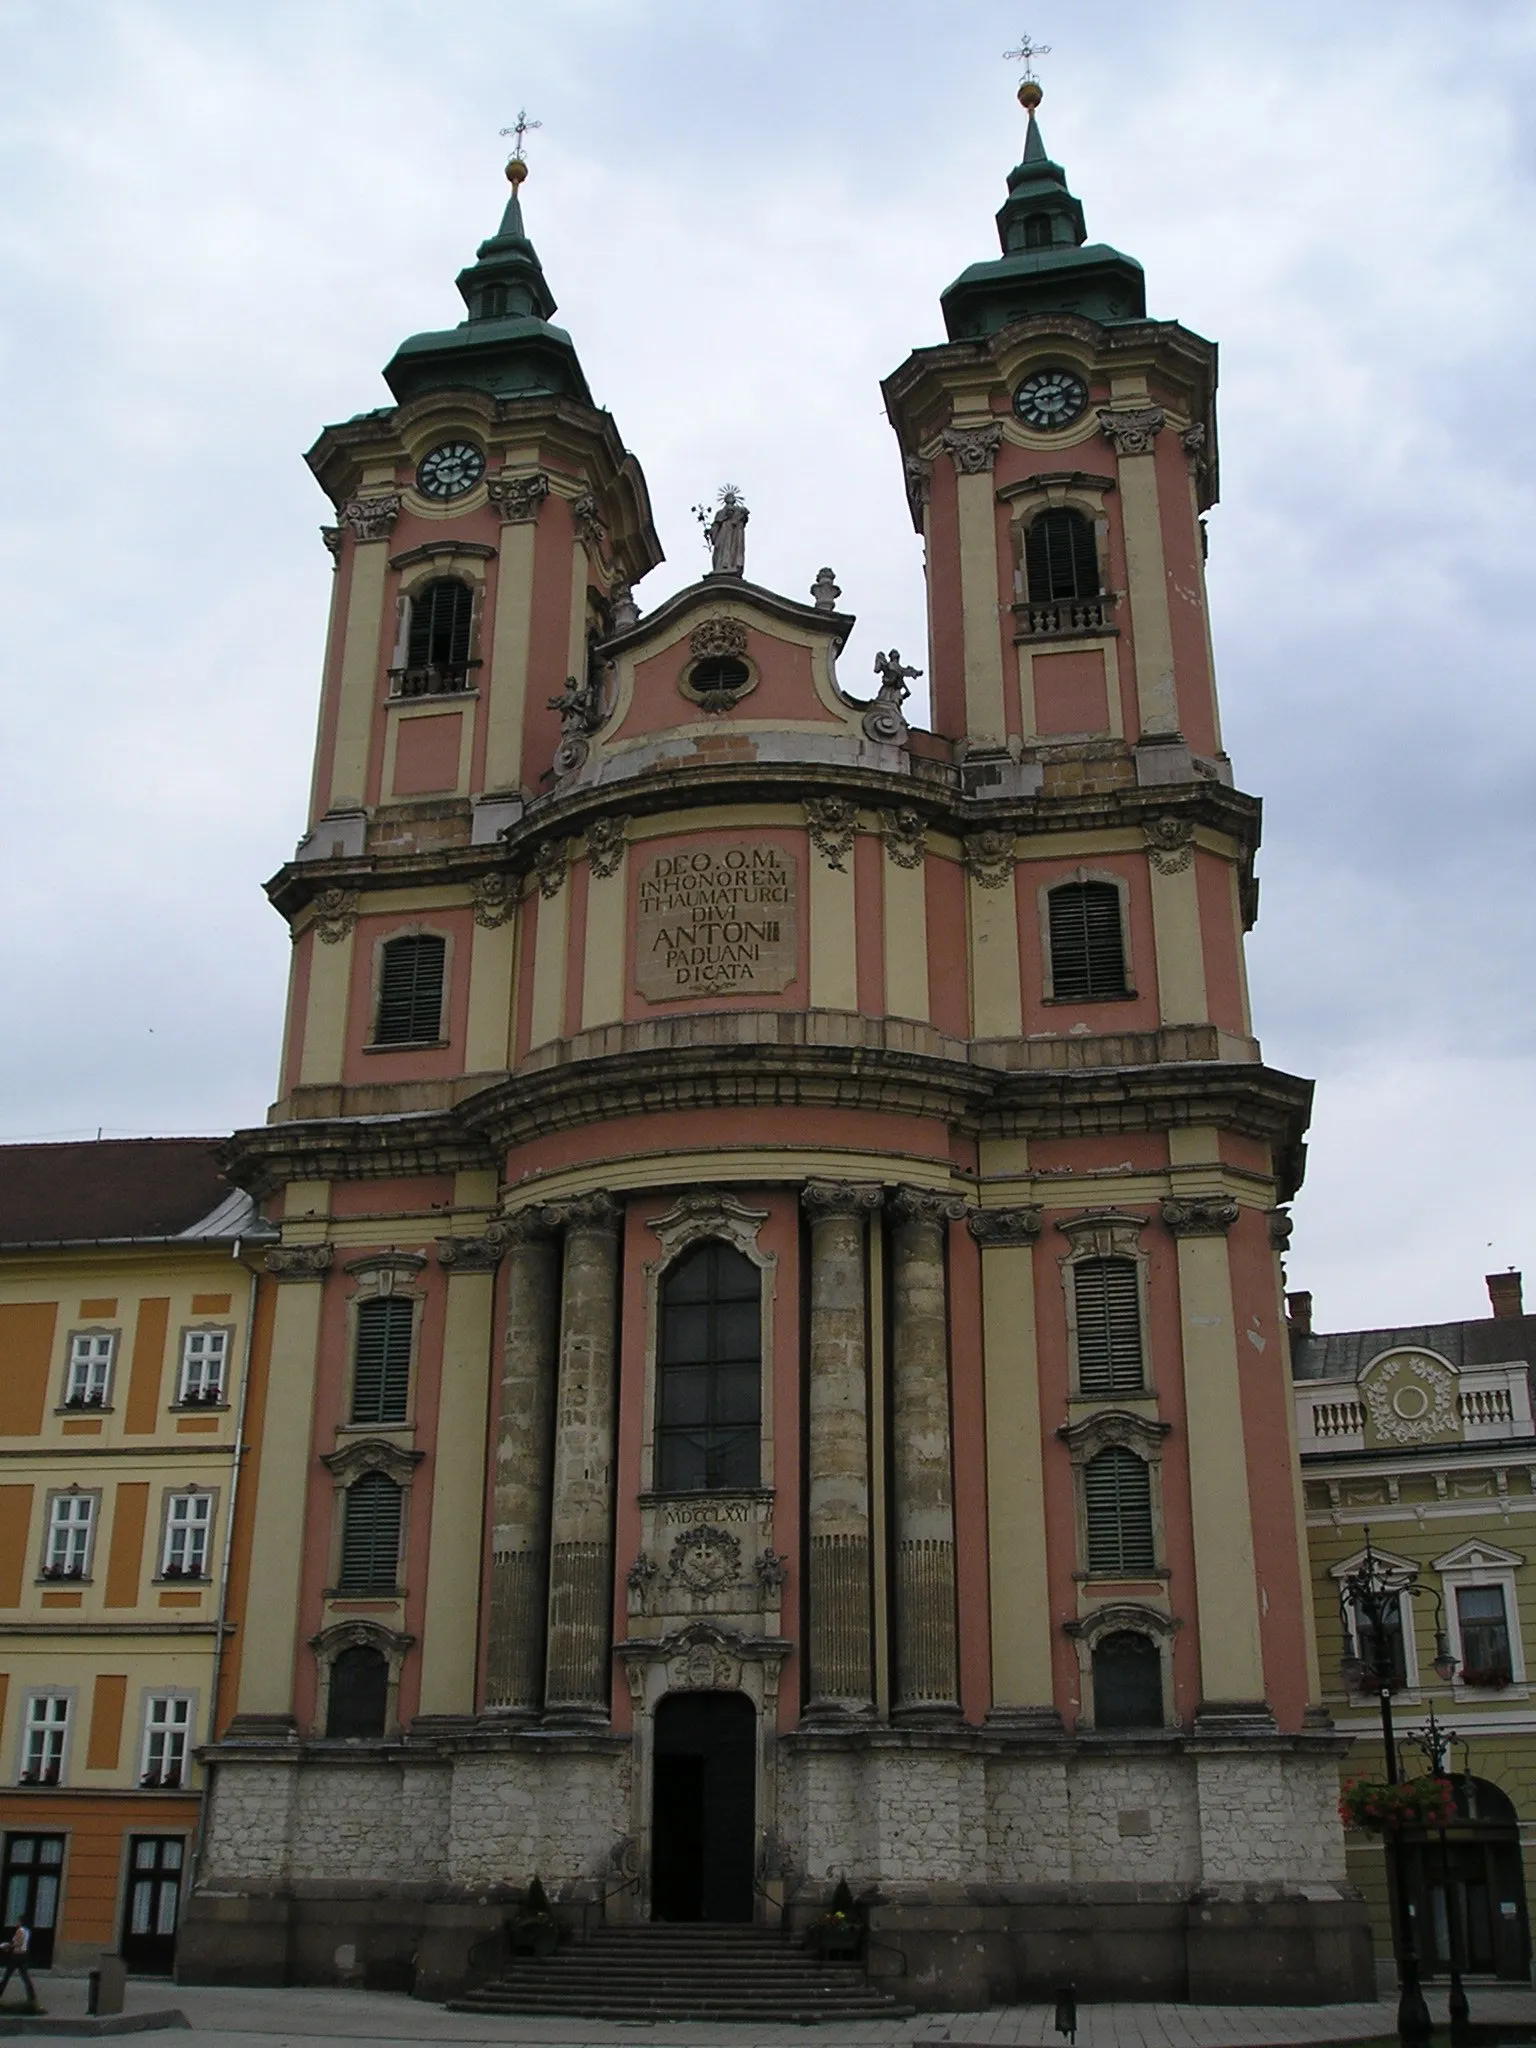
[406,579,473,670]
[1073,1258,1144,1393]
[351,1298,414,1424]
[338,1472,403,1593]
[1083,1446,1155,1574]
[1049,882,1127,999]
[1025,509,1099,602]
[375,936,446,1045]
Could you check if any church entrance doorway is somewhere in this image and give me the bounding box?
[650,1691,755,1922]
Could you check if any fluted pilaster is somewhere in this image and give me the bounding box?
[802,1181,882,1720]
[483,1210,561,1716]
[888,1187,966,1720]
[544,1192,623,1723]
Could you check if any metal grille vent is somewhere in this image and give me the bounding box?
[1048,882,1127,999]
[351,1297,414,1425]
[1083,1446,1155,1575]
[338,1473,403,1594]
[1073,1257,1144,1394]
[375,935,446,1046]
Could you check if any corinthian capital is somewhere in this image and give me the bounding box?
[339,493,402,543]
[889,1187,970,1228]
[1160,1194,1239,1237]
[487,470,550,523]
[553,1190,622,1236]
[940,422,1004,475]
[1097,407,1166,456]
[802,1180,884,1222]
[264,1244,334,1282]
[967,1206,1043,1248]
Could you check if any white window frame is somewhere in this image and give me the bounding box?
[177,1327,229,1406]
[64,1331,115,1408]
[1332,1545,1422,1693]
[19,1694,71,1786]
[1433,1540,1527,1690]
[161,1491,214,1580]
[140,1694,194,1789]
[43,1491,96,1579]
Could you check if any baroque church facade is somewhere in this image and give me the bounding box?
[181,86,1374,2004]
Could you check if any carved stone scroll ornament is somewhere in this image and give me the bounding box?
[264,1244,334,1282]
[585,813,628,879]
[320,525,343,561]
[534,838,568,900]
[963,828,1017,890]
[339,493,403,543]
[647,1188,769,1264]
[967,1206,1044,1248]
[1180,422,1208,470]
[810,567,841,611]
[435,1232,509,1272]
[889,1187,971,1229]
[472,871,518,929]
[610,584,640,632]
[311,888,359,944]
[571,491,607,552]
[904,456,933,515]
[1144,814,1195,874]
[1267,1208,1294,1252]
[689,616,749,660]
[487,470,550,524]
[1159,1194,1240,1237]
[804,796,859,872]
[879,807,926,870]
[940,422,1004,475]
[1097,406,1166,457]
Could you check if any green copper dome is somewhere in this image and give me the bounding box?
[383,180,592,407]
[940,110,1145,340]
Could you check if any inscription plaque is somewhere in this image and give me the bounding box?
[635,842,798,1000]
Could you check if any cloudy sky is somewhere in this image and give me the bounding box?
[2,0,1533,1332]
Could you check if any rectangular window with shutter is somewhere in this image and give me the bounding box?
[1048,881,1128,1000]
[1072,1257,1145,1394]
[1083,1447,1155,1575]
[374,935,446,1045]
[350,1298,414,1425]
[337,1474,403,1595]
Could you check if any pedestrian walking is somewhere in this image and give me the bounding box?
[0,1922,37,2005]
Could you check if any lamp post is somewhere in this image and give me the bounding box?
[1337,1529,1433,2048]
[1407,1704,1472,2041]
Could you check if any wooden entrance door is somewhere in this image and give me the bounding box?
[121,1836,184,1975]
[1,1834,65,1969]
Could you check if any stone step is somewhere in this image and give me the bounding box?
[453,1997,915,2021]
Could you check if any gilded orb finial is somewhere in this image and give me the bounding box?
[1004,31,1050,109]
[500,108,542,185]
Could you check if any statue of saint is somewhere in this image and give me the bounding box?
[695,487,749,577]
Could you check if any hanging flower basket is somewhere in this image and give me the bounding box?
[1339,1776,1456,1832]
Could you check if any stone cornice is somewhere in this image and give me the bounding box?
[221,1112,491,1202]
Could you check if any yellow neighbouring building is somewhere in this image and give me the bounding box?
[1293,1269,1536,1988]
[0,1140,272,1976]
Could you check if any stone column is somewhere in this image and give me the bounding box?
[888,1188,967,1721]
[802,1181,882,1720]
[482,1211,561,1717]
[544,1192,622,1724]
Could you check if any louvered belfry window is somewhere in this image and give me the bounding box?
[1025,509,1099,602]
[374,935,446,1045]
[1048,881,1127,999]
[338,1472,403,1594]
[351,1297,414,1424]
[1073,1257,1144,1394]
[406,580,473,674]
[1083,1445,1155,1575]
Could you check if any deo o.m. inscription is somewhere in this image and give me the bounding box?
[635,842,798,1000]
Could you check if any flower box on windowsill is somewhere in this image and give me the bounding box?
[1458,1665,1514,1690]
[40,1564,86,1581]
[17,1767,61,1788]
[140,1770,184,1790]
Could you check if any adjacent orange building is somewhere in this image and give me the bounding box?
[167,87,1371,2003]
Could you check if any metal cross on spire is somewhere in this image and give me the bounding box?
[500,108,543,166]
[1003,32,1051,82]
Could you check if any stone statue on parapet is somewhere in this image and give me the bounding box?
[694,486,749,577]
[872,649,921,702]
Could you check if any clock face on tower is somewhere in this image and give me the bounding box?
[1012,368,1089,432]
[416,441,486,499]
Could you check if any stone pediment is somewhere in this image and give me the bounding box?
[1431,1539,1525,1574]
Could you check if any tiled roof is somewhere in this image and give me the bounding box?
[0,1137,261,1247]
[1292,1316,1536,1382]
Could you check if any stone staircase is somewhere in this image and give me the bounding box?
[449,1921,915,2022]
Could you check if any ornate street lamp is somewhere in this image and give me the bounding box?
[1406,1704,1472,2041]
[1337,1529,1433,2047]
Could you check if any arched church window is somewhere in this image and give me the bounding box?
[656,1241,761,1492]
[1073,1257,1144,1394]
[1047,881,1127,999]
[1084,1445,1155,1575]
[351,1297,414,1425]
[401,579,474,694]
[1025,508,1099,602]
[326,1645,389,1739]
[374,934,446,1046]
[1092,1630,1163,1728]
[338,1472,403,1594]
[1024,213,1054,250]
